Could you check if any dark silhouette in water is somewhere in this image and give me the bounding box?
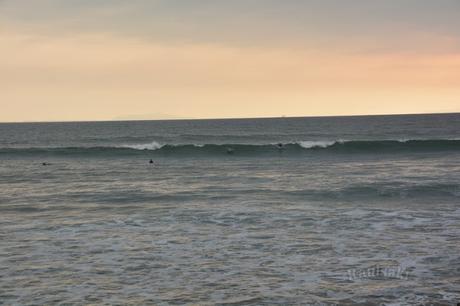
[149,159,154,164]
[42,162,51,166]
[226,148,234,155]
[277,143,284,149]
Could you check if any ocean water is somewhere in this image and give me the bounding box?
[1,113,460,305]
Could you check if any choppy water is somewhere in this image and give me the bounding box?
[1,114,460,305]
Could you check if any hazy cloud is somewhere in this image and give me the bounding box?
[1,0,460,52]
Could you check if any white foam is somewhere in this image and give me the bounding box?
[121,141,163,150]
[298,140,337,149]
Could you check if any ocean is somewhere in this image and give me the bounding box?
[1,113,459,305]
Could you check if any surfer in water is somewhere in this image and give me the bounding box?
[226,147,234,155]
[277,143,284,151]
[149,159,154,164]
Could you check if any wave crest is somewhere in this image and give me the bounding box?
[121,141,163,150]
[298,140,337,149]
[1,139,460,157]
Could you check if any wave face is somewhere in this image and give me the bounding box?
[2,139,460,157]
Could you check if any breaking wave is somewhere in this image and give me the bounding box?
[121,141,163,150]
[1,139,460,157]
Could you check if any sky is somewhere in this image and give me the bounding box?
[1,0,459,122]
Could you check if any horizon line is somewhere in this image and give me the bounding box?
[1,111,459,124]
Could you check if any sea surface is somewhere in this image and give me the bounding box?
[1,113,460,305]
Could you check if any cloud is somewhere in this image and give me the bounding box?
[1,0,460,53]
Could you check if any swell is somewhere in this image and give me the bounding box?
[284,182,460,200]
[1,139,460,157]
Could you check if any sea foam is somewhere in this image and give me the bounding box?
[297,140,338,149]
[121,141,163,150]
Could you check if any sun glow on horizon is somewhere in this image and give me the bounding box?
[1,0,459,122]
